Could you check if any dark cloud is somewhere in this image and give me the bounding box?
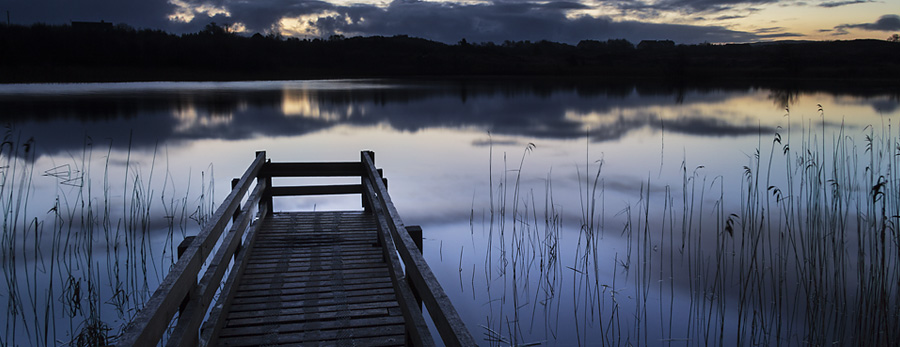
[715,15,748,20]
[836,14,900,32]
[225,0,335,33]
[274,1,761,44]
[649,0,779,13]
[831,28,850,35]
[541,1,591,10]
[751,26,804,39]
[7,0,769,44]
[818,0,869,8]
[7,0,175,29]
[754,26,784,33]
[757,32,804,38]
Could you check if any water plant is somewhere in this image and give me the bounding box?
[0,129,214,346]
[465,109,899,346]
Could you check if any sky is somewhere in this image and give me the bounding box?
[3,0,899,44]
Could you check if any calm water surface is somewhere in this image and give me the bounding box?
[1,79,898,345]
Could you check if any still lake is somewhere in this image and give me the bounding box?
[1,78,898,346]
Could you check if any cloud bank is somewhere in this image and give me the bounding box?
[6,0,176,29]
[9,0,889,44]
[836,14,900,31]
[829,14,900,35]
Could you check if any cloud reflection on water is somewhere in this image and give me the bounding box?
[3,79,896,158]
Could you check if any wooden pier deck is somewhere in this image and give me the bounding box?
[116,151,475,347]
[217,212,404,346]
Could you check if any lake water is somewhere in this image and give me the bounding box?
[1,79,898,346]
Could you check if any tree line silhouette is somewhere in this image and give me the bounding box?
[1,22,899,83]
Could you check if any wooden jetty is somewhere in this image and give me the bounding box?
[116,151,476,346]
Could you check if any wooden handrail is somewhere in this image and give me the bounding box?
[360,151,477,347]
[261,161,364,177]
[166,179,266,346]
[199,191,270,346]
[269,184,362,196]
[361,177,435,346]
[116,152,266,347]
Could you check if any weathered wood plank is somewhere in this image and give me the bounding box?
[261,162,364,177]
[247,250,383,263]
[226,294,399,319]
[240,264,387,280]
[223,316,406,339]
[234,281,395,300]
[251,241,375,249]
[218,324,406,346]
[208,207,412,346]
[270,184,362,196]
[239,266,387,283]
[243,257,384,271]
[237,275,393,292]
[221,334,406,347]
[233,263,389,277]
[224,306,394,329]
[227,288,398,310]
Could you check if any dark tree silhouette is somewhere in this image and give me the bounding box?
[1,23,899,83]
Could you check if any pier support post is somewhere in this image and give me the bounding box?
[405,225,424,311]
[232,178,244,260]
[361,151,375,212]
[231,178,241,222]
[177,236,197,315]
[256,151,273,217]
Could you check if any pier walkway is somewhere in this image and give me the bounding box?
[116,151,475,346]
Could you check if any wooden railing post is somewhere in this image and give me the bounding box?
[176,236,197,317]
[406,225,424,311]
[361,151,374,212]
[175,236,199,346]
[231,178,241,222]
[231,178,244,260]
[406,226,423,253]
[256,151,273,217]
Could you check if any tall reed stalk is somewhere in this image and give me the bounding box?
[0,130,215,346]
[468,110,899,346]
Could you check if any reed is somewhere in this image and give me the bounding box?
[0,129,215,346]
[476,140,562,347]
[466,109,899,346]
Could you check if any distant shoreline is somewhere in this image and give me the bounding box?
[2,23,899,85]
[3,69,900,86]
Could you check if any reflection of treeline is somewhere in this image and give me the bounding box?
[1,22,899,82]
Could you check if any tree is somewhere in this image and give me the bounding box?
[888,34,900,42]
[202,22,227,36]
